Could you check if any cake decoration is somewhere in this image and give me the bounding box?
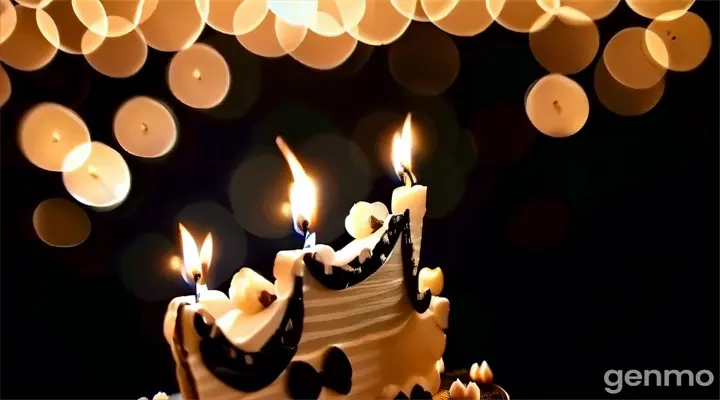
[163,116,453,399]
[191,275,304,392]
[286,346,353,399]
[345,201,390,239]
[302,210,407,290]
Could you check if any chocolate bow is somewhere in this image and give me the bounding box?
[395,384,434,399]
[287,346,353,399]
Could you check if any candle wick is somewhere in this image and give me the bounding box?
[51,132,61,143]
[552,100,562,113]
[401,166,416,187]
[141,123,148,134]
[301,219,309,237]
[194,273,202,302]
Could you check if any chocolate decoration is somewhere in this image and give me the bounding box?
[287,346,353,399]
[399,210,432,313]
[172,303,199,400]
[410,384,434,399]
[392,384,433,399]
[259,290,277,308]
[369,215,384,233]
[192,276,305,392]
[303,210,431,313]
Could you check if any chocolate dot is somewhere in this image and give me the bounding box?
[259,290,277,308]
[369,215,384,232]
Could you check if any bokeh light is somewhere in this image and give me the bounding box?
[168,43,231,109]
[0,5,58,71]
[139,0,209,52]
[419,0,460,22]
[594,54,665,117]
[91,0,159,38]
[625,0,695,20]
[268,0,318,27]
[289,30,358,70]
[62,141,132,210]
[40,0,100,54]
[15,0,52,9]
[119,233,188,302]
[229,152,292,239]
[389,23,460,96]
[33,198,91,248]
[525,73,589,138]
[645,11,711,72]
[487,0,548,33]
[0,63,9,108]
[432,0,495,37]
[0,0,18,45]
[176,202,248,288]
[310,0,365,37]
[391,0,426,22]
[529,7,599,75]
[275,15,308,53]
[603,27,667,90]
[19,103,91,172]
[113,96,178,158]
[200,34,262,120]
[348,0,412,46]
[236,10,302,58]
[536,0,620,21]
[208,0,261,34]
[232,0,269,35]
[83,17,148,78]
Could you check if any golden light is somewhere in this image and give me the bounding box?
[275,136,317,234]
[392,113,415,186]
[178,223,213,285]
[169,255,183,271]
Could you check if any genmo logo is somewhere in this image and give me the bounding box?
[604,369,715,394]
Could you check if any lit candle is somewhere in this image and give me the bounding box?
[469,361,510,400]
[178,223,213,301]
[390,113,427,265]
[276,136,317,249]
[62,141,131,210]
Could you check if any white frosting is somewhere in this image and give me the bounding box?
[164,212,448,399]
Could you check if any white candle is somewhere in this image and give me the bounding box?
[390,114,427,265]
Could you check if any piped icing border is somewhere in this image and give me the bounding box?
[192,276,305,392]
[302,211,408,290]
[303,210,431,312]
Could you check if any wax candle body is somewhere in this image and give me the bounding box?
[391,184,427,265]
[198,289,234,318]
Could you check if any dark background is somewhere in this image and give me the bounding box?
[1,2,719,399]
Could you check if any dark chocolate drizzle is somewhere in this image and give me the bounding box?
[303,209,430,312]
[286,346,353,399]
[192,276,304,392]
[173,303,199,400]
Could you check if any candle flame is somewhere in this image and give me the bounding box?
[178,223,213,285]
[392,113,415,186]
[276,136,317,235]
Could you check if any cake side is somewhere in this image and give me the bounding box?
[163,212,448,399]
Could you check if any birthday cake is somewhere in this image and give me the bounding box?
[161,118,497,399]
